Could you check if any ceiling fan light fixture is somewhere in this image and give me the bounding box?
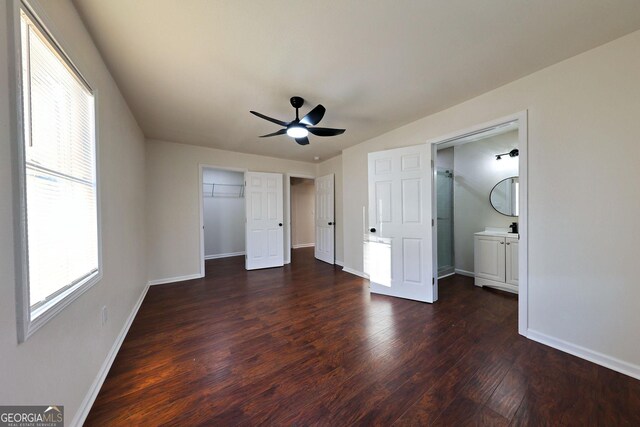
[286,125,308,138]
[251,96,344,145]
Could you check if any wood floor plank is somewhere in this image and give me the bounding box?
[432,396,510,427]
[85,248,640,426]
[486,365,528,420]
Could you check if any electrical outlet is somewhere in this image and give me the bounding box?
[101,306,108,326]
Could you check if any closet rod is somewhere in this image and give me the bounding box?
[203,182,245,198]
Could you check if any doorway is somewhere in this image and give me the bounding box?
[431,112,528,335]
[200,167,246,273]
[290,177,315,262]
[199,167,286,273]
[285,173,336,265]
[363,112,528,334]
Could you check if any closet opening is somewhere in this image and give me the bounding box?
[200,166,246,276]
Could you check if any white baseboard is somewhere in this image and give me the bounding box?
[148,273,203,286]
[335,259,344,267]
[342,266,370,279]
[527,329,640,380]
[454,268,474,277]
[204,251,245,260]
[438,272,455,279]
[71,283,149,427]
[292,243,315,249]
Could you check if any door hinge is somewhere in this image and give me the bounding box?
[432,277,435,285]
[432,218,434,226]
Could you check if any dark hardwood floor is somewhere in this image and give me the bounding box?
[86,248,640,426]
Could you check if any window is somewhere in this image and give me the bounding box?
[17,6,100,340]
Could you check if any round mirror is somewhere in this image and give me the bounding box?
[490,177,519,217]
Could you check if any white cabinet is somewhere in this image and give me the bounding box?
[505,236,519,286]
[474,235,506,282]
[474,232,518,293]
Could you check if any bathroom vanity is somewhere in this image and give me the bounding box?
[474,230,518,294]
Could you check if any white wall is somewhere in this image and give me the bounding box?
[340,30,640,376]
[436,146,454,169]
[317,155,343,264]
[203,168,245,258]
[146,138,316,282]
[453,131,519,273]
[0,0,147,424]
[290,178,315,247]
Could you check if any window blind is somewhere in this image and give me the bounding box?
[21,11,99,316]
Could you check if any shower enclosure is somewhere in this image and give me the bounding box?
[436,169,454,277]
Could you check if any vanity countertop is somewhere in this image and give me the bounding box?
[474,230,519,238]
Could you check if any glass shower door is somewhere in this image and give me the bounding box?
[436,169,454,277]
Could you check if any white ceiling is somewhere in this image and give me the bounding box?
[72,0,640,162]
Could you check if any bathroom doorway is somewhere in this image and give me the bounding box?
[430,112,528,335]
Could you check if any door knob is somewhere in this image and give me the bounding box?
[328,222,333,225]
[278,223,283,227]
[370,228,376,233]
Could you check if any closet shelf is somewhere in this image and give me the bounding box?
[203,183,245,198]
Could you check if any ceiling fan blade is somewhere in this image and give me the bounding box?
[299,104,326,126]
[250,111,289,127]
[295,136,310,145]
[259,129,287,138]
[307,127,346,137]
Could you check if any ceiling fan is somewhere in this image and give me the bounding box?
[250,96,345,145]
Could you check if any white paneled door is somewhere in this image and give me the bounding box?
[367,144,436,303]
[315,174,335,264]
[245,172,284,270]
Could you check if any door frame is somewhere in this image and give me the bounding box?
[284,173,316,264]
[427,110,529,336]
[198,164,248,278]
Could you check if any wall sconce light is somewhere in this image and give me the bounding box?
[496,148,519,160]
